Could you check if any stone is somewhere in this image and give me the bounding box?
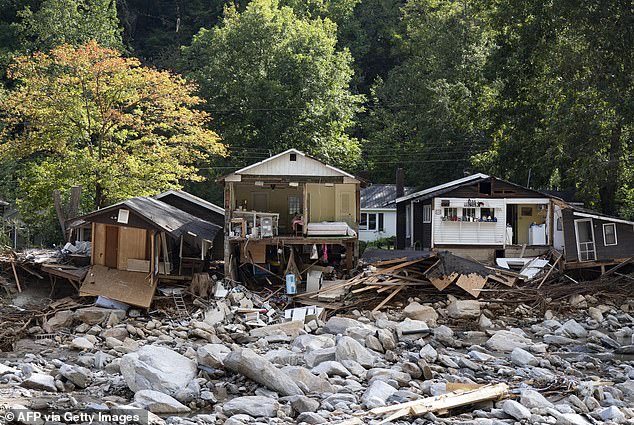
[197,344,230,369]
[479,314,494,329]
[597,406,625,423]
[59,364,92,388]
[569,294,586,307]
[403,302,439,325]
[511,347,538,366]
[311,361,350,377]
[365,335,384,353]
[433,325,455,345]
[396,319,429,338]
[288,395,319,414]
[366,368,411,386]
[292,335,335,351]
[558,319,587,339]
[264,349,300,365]
[74,307,125,325]
[70,337,94,351]
[335,336,376,368]
[520,389,554,409]
[377,329,397,351]
[223,396,279,418]
[323,316,365,334]
[43,310,74,332]
[282,366,335,394]
[21,373,57,392]
[419,344,438,363]
[120,345,198,400]
[362,380,398,409]
[588,307,604,322]
[134,389,191,414]
[304,347,336,368]
[447,300,481,319]
[250,321,304,338]
[224,348,303,396]
[101,327,129,341]
[502,399,531,420]
[297,412,327,424]
[485,330,531,352]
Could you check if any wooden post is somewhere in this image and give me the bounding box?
[303,183,308,236]
[178,235,184,276]
[53,189,66,237]
[224,182,234,277]
[90,223,96,266]
[150,230,155,278]
[548,199,554,246]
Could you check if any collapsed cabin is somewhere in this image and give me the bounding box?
[70,196,221,308]
[218,149,362,283]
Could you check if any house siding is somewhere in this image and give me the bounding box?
[359,209,397,242]
[396,203,406,249]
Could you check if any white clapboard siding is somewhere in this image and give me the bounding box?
[432,198,507,246]
[237,149,352,177]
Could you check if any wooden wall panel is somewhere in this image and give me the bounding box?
[93,223,107,266]
[117,227,148,270]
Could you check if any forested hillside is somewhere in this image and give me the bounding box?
[0,0,631,243]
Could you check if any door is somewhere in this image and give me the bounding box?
[574,219,596,261]
[506,205,518,244]
[105,225,119,268]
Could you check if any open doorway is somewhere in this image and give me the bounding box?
[574,219,596,261]
[506,205,518,244]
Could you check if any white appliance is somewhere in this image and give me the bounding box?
[261,217,273,237]
[528,224,546,245]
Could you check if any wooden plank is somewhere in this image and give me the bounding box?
[375,258,428,274]
[455,273,487,298]
[93,223,107,266]
[602,257,633,277]
[446,382,484,392]
[429,272,459,291]
[372,286,403,312]
[80,265,157,308]
[10,260,21,293]
[537,252,563,289]
[351,285,381,294]
[117,227,147,271]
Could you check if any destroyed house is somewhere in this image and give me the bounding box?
[154,190,225,260]
[74,196,222,308]
[396,174,556,263]
[558,204,634,269]
[219,149,361,279]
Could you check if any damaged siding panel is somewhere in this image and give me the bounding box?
[593,218,634,260]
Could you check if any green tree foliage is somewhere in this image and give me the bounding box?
[473,0,633,216]
[15,0,123,50]
[365,0,496,187]
[0,41,225,240]
[182,0,364,168]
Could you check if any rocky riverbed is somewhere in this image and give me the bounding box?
[1,291,634,424]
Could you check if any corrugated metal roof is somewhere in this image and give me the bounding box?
[78,197,222,241]
[361,184,415,209]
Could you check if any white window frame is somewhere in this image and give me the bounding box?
[361,212,380,231]
[574,218,596,262]
[360,212,368,230]
[406,204,411,238]
[603,223,618,246]
[423,204,432,223]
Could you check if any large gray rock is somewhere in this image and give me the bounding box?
[120,345,198,400]
[134,389,191,413]
[511,347,538,366]
[59,364,92,388]
[323,317,365,334]
[311,361,350,377]
[288,395,319,414]
[282,366,335,394]
[43,310,75,332]
[558,319,587,339]
[249,321,304,338]
[502,399,531,420]
[520,389,554,409]
[396,319,429,338]
[224,348,303,396]
[447,300,481,319]
[597,406,625,423]
[362,380,398,409]
[304,347,336,368]
[70,337,94,351]
[197,344,230,369]
[223,396,279,418]
[74,307,125,325]
[419,344,438,363]
[335,336,376,368]
[292,335,335,352]
[21,373,57,392]
[297,412,327,424]
[403,302,439,325]
[485,330,531,352]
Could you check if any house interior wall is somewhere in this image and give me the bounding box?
[234,184,303,234]
[117,227,148,270]
[516,204,547,245]
[307,184,336,222]
[93,223,106,266]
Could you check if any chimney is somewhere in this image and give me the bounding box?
[396,168,404,198]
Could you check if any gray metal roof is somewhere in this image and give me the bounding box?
[78,196,222,242]
[154,190,224,215]
[361,184,415,209]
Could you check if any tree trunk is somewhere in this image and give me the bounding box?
[95,180,104,209]
[598,124,622,216]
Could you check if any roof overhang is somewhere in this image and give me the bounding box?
[573,211,634,226]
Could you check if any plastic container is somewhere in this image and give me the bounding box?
[285,274,297,294]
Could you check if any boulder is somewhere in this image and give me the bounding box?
[362,380,398,409]
[59,364,92,388]
[597,406,625,423]
[292,335,335,352]
[70,337,94,351]
[511,347,538,366]
[311,361,351,377]
[249,321,304,338]
[335,336,376,368]
[520,389,554,409]
[558,319,587,339]
[402,302,439,325]
[396,319,430,338]
[282,366,335,394]
[502,399,531,420]
[485,330,531,352]
[21,373,57,392]
[297,412,327,424]
[447,300,481,319]
[588,307,604,322]
[120,345,198,400]
[224,348,303,396]
[223,396,279,418]
[43,311,74,332]
[304,347,336,368]
[197,344,230,369]
[323,316,365,334]
[74,307,125,325]
[419,344,438,363]
[134,389,191,413]
[287,395,320,414]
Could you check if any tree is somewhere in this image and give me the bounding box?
[15,0,123,50]
[0,41,224,237]
[182,0,363,168]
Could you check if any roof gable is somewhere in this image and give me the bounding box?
[225,149,357,180]
[397,173,489,203]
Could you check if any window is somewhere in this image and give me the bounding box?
[378,213,384,231]
[556,217,563,231]
[443,207,458,220]
[603,223,617,246]
[423,204,432,223]
[290,153,297,161]
[481,208,496,221]
[360,213,368,230]
[463,208,477,220]
[368,213,377,230]
[288,195,301,216]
